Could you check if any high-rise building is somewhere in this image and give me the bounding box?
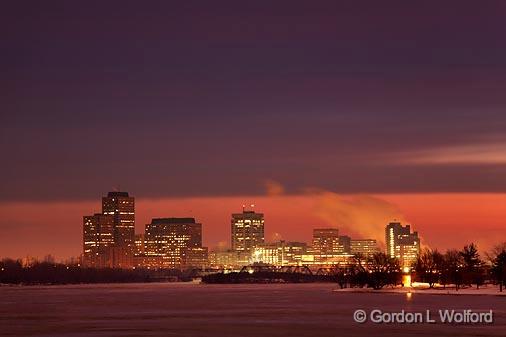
[102,192,135,247]
[82,214,114,268]
[385,222,420,269]
[350,239,379,256]
[144,218,207,269]
[102,191,135,268]
[231,208,264,252]
[81,191,135,268]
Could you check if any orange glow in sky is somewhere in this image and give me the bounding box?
[1,193,505,260]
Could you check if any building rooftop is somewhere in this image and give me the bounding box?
[151,217,196,224]
[232,211,264,217]
[107,191,130,197]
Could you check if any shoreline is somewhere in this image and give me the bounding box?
[2,281,505,296]
[333,285,506,296]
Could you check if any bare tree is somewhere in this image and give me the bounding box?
[486,242,506,263]
[366,252,400,290]
[414,248,443,288]
[442,249,463,290]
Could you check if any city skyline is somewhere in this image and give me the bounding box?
[2,190,505,260]
[1,187,485,270]
[3,3,506,336]
[83,191,415,270]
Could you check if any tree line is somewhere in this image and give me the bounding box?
[1,242,505,290]
[412,243,506,291]
[0,260,189,284]
[333,242,506,291]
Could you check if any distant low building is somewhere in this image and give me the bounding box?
[252,241,308,266]
[312,228,349,262]
[185,247,208,269]
[209,250,250,269]
[350,239,379,256]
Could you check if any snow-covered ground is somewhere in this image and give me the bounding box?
[333,283,506,296]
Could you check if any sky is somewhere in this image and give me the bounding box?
[1,1,506,259]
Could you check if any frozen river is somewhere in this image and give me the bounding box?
[0,283,504,336]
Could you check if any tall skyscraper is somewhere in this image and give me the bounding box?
[82,213,114,268]
[102,191,135,247]
[144,217,207,269]
[82,191,136,268]
[231,208,265,252]
[385,221,420,269]
[102,191,135,268]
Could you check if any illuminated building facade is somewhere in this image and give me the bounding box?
[134,234,145,255]
[252,244,279,265]
[144,218,207,269]
[184,247,209,269]
[280,241,307,265]
[253,241,308,266]
[312,228,345,261]
[350,239,379,256]
[209,250,251,268]
[385,222,420,269]
[102,191,135,268]
[299,248,354,266]
[82,213,115,268]
[102,192,135,247]
[231,209,264,252]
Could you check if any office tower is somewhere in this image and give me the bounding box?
[312,228,341,256]
[144,217,207,269]
[102,191,135,268]
[350,239,379,256]
[385,222,420,269]
[231,208,265,252]
[102,191,135,247]
[82,214,115,268]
